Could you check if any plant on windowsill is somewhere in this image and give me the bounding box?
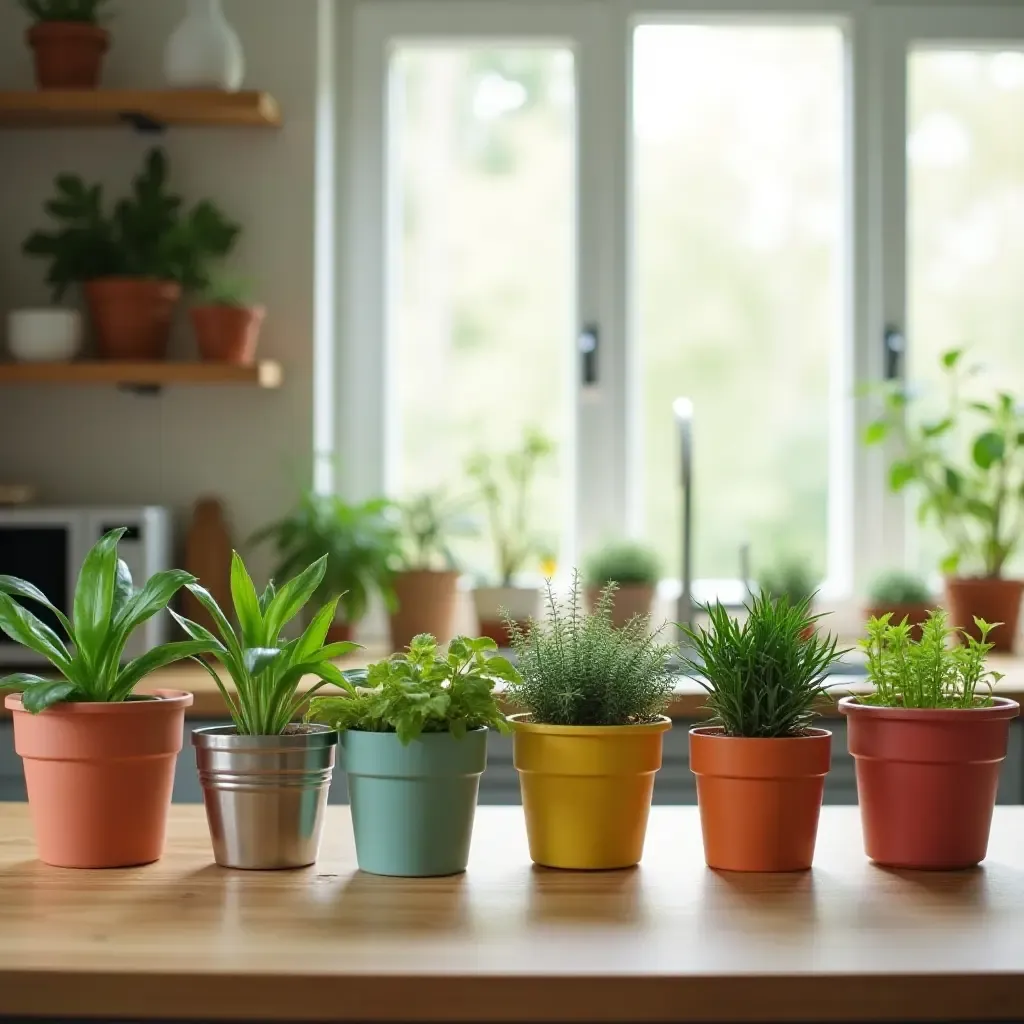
[865,569,933,637]
[173,552,360,869]
[839,609,1020,870]
[680,591,844,872]
[190,273,266,366]
[307,633,514,877]
[19,0,113,90]
[864,347,1024,651]
[583,538,661,627]
[503,573,676,870]
[758,556,819,639]
[0,528,213,868]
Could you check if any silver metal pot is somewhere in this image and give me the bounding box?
[192,725,338,869]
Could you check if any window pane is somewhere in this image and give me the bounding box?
[633,26,845,589]
[390,47,574,574]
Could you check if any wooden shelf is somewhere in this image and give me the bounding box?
[0,360,283,391]
[0,89,281,130]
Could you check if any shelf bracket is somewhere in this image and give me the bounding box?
[119,111,166,135]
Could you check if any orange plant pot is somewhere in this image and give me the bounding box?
[945,577,1024,653]
[27,22,109,89]
[5,690,193,868]
[587,584,656,627]
[191,305,266,365]
[689,726,831,872]
[840,696,1020,869]
[85,278,181,361]
[389,570,460,651]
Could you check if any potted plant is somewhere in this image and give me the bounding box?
[680,591,843,872]
[23,147,239,362]
[173,552,359,869]
[251,492,401,642]
[865,348,1024,652]
[0,529,212,868]
[865,570,933,638]
[190,273,266,366]
[390,490,476,651]
[306,633,513,876]
[584,539,661,626]
[19,0,112,90]
[840,609,1019,869]
[504,574,676,870]
[759,557,819,639]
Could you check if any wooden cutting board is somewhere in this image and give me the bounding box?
[181,497,233,635]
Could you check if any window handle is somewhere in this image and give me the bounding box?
[579,324,599,386]
[884,324,905,381]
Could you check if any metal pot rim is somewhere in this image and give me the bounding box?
[192,724,338,750]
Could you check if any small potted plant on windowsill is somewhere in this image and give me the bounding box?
[584,539,661,627]
[191,273,266,366]
[840,609,1020,870]
[0,529,213,868]
[467,428,555,646]
[307,633,513,877]
[174,552,360,869]
[681,591,844,872]
[504,574,675,870]
[759,557,819,640]
[19,0,112,90]
[865,569,933,638]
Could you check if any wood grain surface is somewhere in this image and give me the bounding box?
[0,804,1022,1022]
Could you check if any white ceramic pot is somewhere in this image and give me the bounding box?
[163,0,245,91]
[6,309,82,362]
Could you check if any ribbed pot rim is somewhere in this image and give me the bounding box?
[5,689,192,716]
[838,695,1020,722]
[688,726,832,742]
[508,713,672,736]
[192,724,338,749]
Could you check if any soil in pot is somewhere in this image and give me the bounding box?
[689,727,831,872]
[510,715,671,869]
[85,279,181,360]
[191,305,265,365]
[840,695,1020,869]
[5,689,192,869]
[390,570,460,651]
[945,578,1024,653]
[27,22,109,89]
[587,584,655,628]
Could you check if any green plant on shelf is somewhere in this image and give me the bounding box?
[859,608,1001,710]
[18,0,111,22]
[171,552,359,735]
[757,556,819,607]
[584,538,661,588]
[0,529,213,712]
[397,489,477,572]
[867,569,932,607]
[197,272,255,308]
[306,633,514,744]
[680,591,845,738]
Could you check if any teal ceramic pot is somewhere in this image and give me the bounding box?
[341,728,488,877]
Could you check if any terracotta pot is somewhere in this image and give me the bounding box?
[190,305,266,365]
[27,22,109,90]
[4,690,193,868]
[587,584,655,627]
[840,695,1020,869]
[865,602,931,639]
[84,279,181,361]
[325,622,353,644]
[945,577,1023,653]
[390,570,460,651]
[473,585,540,647]
[689,727,831,871]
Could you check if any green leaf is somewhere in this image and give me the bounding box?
[0,592,75,676]
[922,417,953,438]
[972,431,1006,470]
[291,597,340,665]
[863,420,888,445]
[112,640,217,701]
[111,559,134,621]
[22,680,80,713]
[72,528,125,668]
[185,583,245,662]
[0,673,50,691]
[945,467,963,496]
[230,552,264,647]
[262,555,328,641]
[939,553,961,575]
[0,575,74,639]
[482,655,521,683]
[889,461,916,491]
[244,647,286,676]
[942,349,963,369]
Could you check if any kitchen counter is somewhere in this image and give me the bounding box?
[0,804,1023,1023]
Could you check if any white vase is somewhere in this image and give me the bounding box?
[163,0,245,91]
[6,309,82,362]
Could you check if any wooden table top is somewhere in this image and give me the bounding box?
[0,804,1022,1022]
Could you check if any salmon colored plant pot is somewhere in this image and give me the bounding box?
[840,695,1020,869]
[85,278,181,361]
[27,22,109,89]
[5,689,193,869]
[326,622,353,644]
[390,570,460,651]
[865,602,931,639]
[945,577,1023,653]
[689,726,831,872]
[191,305,266,365]
[587,584,656,627]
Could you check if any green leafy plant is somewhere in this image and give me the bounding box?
[0,529,212,712]
[171,552,359,735]
[467,428,555,585]
[504,573,676,726]
[250,493,401,625]
[198,272,254,308]
[398,490,477,571]
[306,633,514,744]
[584,539,661,588]
[758,557,818,606]
[23,147,240,301]
[864,348,1024,578]
[18,0,110,22]
[858,608,1000,709]
[680,591,844,738]
[868,569,932,606]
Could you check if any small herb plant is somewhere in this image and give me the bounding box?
[859,609,1001,709]
[868,569,932,606]
[398,490,477,571]
[19,0,110,22]
[172,553,359,735]
[198,272,254,308]
[0,529,212,712]
[758,557,818,606]
[584,539,661,588]
[504,574,676,726]
[306,633,514,744]
[680,591,844,738]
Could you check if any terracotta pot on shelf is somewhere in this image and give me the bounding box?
[840,696,1020,869]
[689,727,831,872]
[864,602,931,639]
[587,584,655,627]
[945,577,1023,653]
[389,570,460,651]
[84,279,181,361]
[472,585,540,647]
[27,22,109,90]
[190,305,265,365]
[326,622,354,645]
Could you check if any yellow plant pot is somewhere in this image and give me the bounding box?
[510,714,672,869]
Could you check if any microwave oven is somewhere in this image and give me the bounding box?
[0,506,172,667]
